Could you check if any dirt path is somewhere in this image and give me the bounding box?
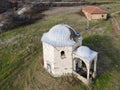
[111,11,120,17]
[111,11,120,35]
[111,17,120,35]
[42,6,82,18]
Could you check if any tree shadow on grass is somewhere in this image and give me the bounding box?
[83,35,120,75]
[0,13,45,32]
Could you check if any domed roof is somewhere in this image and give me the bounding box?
[41,24,78,46]
[74,46,98,61]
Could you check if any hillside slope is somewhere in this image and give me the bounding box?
[0,4,120,90]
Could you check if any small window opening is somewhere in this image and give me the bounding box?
[102,15,104,17]
[61,51,66,59]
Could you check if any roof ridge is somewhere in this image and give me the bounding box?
[83,6,107,14]
[91,6,101,13]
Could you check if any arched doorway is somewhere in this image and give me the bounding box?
[73,58,87,78]
[47,64,51,73]
[90,59,97,79]
[90,60,94,79]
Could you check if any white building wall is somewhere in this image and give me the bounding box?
[42,42,54,71]
[91,14,107,20]
[52,46,73,76]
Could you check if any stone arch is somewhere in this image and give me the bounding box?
[89,60,94,79]
[73,58,87,78]
[91,58,97,79]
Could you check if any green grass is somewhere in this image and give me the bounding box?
[100,4,120,13]
[61,0,120,2]
[87,0,120,2]
[0,5,120,90]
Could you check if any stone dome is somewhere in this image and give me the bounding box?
[41,24,78,46]
[76,46,91,57]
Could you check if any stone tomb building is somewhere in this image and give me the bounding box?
[41,24,98,84]
[82,6,107,20]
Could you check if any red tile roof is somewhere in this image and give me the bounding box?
[82,6,107,14]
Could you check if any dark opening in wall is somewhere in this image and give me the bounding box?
[61,51,66,59]
[102,14,104,17]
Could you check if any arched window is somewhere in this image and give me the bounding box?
[61,51,66,59]
[47,64,51,73]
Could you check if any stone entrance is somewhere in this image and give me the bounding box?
[73,56,97,85]
[73,58,87,78]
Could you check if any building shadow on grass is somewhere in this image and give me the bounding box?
[83,35,120,75]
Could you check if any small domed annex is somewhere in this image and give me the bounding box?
[41,24,79,46]
[74,46,98,61]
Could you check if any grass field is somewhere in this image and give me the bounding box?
[0,4,120,90]
[87,0,120,2]
[62,0,120,2]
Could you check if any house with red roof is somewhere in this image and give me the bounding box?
[82,6,107,20]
